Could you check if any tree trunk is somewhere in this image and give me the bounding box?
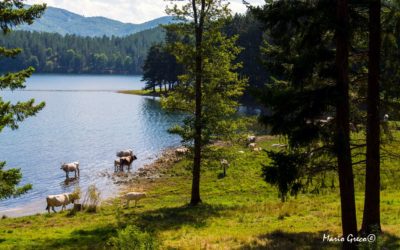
[362,0,381,234]
[190,0,205,206]
[336,0,358,248]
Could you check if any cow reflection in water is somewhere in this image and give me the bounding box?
[61,177,79,188]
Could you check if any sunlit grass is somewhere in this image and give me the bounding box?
[118,89,163,96]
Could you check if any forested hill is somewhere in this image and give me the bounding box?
[0,28,165,75]
[17,6,174,37]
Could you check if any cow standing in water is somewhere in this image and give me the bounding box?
[61,162,80,178]
[117,149,134,158]
[115,149,137,171]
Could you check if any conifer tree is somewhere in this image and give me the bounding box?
[0,0,46,200]
[164,0,246,205]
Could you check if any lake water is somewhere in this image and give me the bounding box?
[0,75,182,217]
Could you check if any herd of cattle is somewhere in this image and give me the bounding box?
[46,149,140,213]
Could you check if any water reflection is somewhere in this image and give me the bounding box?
[61,177,79,188]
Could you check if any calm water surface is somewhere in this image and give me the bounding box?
[0,75,182,216]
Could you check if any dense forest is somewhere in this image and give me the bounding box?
[142,13,268,102]
[0,27,164,74]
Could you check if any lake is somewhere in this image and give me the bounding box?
[0,75,182,217]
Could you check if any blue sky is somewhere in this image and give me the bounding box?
[26,0,265,23]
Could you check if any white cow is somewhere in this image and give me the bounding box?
[117,149,134,157]
[122,192,147,207]
[384,114,389,122]
[175,147,189,155]
[248,143,257,149]
[61,162,80,178]
[46,193,76,213]
[247,135,256,143]
[253,147,263,152]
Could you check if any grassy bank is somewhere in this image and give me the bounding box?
[118,89,163,96]
[1,136,400,249]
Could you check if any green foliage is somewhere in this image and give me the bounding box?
[142,43,182,92]
[0,0,46,34]
[108,225,158,250]
[161,21,247,145]
[142,12,266,102]
[261,151,307,202]
[0,0,46,200]
[0,161,32,200]
[0,28,165,74]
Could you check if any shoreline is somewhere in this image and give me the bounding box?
[117,89,164,97]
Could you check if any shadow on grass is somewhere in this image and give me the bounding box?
[239,230,400,250]
[29,224,117,250]
[131,203,225,232]
[239,230,335,250]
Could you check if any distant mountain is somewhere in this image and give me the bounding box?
[17,6,174,37]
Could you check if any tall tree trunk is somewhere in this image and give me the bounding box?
[190,0,205,206]
[336,0,358,248]
[362,0,381,234]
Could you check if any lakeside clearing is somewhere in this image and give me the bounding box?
[1,136,400,249]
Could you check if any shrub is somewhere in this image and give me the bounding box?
[108,225,158,250]
[82,184,101,213]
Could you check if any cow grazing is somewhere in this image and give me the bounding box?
[220,159,230,177]
[248,143,257,149]
[384,114,389,122]
[45,193,77,213]
[247,135,256,144]
[122,192,147,207]
[61,162,80,178]
[253,147,263,152]
[117,149,134,158]
[175,147,189,155]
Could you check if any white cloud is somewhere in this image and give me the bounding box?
[25,0,265,23]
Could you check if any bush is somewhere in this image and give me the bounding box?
[108,225,158,250]
[82,184,101,213]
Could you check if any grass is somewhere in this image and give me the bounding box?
[118,89,164,96]
[1,136,400,249]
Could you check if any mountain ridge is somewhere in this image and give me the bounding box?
[17,6,174,37]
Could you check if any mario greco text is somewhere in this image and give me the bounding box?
[322,234,376,243]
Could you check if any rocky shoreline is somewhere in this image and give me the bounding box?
[110,147,184,188]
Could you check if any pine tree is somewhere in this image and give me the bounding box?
[164,0,247,205]
[0,0,46,200]
[251,1,358,246]
[362,0,382,234]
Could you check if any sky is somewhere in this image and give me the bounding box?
[25,0,265,24]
